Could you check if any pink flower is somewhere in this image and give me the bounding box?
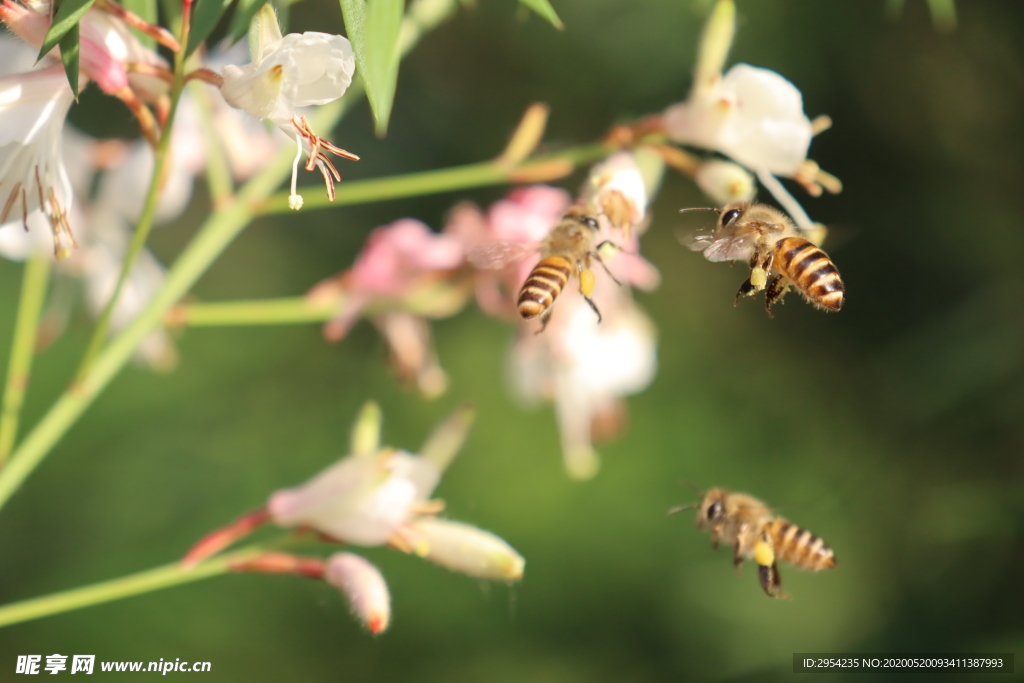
[307,219,470,397]
[1,0,169,98]
[455,183,660,322]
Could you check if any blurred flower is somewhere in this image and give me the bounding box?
[453,163,660,478]
[308,218,470,397]
[581,152,648,238]
[694,158,756,204]
[390,518,525,581]
[219,6,358,209]
[665,64,814,178]
[509,289,657,479]
[324,552,391,634]
[0,40,76,258]
[659,0,839,229]
[1,0,170,142]
[184,403,525,590]
[227,550,391,633]
[266,403,474,545]
[76,209,178,370]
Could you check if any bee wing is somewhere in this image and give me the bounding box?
[680,229,717,252]
[684,231,758,263]
[466,241,539,269]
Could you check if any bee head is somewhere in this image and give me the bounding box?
[696,488,728,530]
[718,202,749,229]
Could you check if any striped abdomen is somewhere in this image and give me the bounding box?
[773,237,844,311]
[766,519,837,571]
[518,256,571,319]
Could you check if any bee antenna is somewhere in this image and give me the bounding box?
[679,207,721,215]
[678,479,705,497]
[667,503,698,515]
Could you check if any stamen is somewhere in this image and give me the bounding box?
[0,182,20,224]
[288,130,304,211]
[33,166,45,214]
[315,161,336,202]
[50,186,77,250]
[288,115,358,204]
[20,187,29,232]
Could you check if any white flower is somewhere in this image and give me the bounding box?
[266,403,472,546]
[664,64,813,177]
[510,290,657,479]
[219,9,358,209]
[0,43,76,258]
[268,447,442,546]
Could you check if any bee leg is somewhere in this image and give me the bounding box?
[733,542,744,576]
[764,276,791,318]
[753,534,788,598]
[535,310,554,335]
[591,243,624,286]
[757,561,786,598]
[734,278,758,306]
[583,295,603,324]
[577,263,603,323]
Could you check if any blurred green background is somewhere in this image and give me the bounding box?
[2,0,1023,680]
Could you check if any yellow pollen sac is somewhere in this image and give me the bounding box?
[597,241,619,260]
[750,266,767,288]
[579,268,596,298]
[754,540,775,567]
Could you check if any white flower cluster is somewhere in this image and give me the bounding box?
[183,404,524,634]
[662,0,839,226]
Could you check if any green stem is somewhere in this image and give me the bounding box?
[190,81,234,206]
[73,46,191,384]
[260,142,611,214]
[172,297,336,327]
[0,549,254,628]
[0,255,52,465]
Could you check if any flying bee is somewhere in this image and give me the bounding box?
[671,486,837,598]
[681,201,844,316]
[468,206,623,331]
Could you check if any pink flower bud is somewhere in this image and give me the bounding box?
[325,553,391,634]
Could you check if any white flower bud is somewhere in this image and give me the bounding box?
[695,159,756,204]
[325,553,391,634]
[393,518,525,581]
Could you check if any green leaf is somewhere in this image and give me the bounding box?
[121,0,158,49]
[58,23,80,97]
[38,0,97,67]
[187,0,234,56]
[340,0,403,137]
[518,0,563,30]
[227,0,272,44]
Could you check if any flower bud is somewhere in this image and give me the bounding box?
[695,159,756,204]
[392,518,525,581]
[325,553,391,634]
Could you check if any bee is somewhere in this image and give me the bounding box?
[671,486,837,598]
[469,205,622,331]
[681,201,844,316]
